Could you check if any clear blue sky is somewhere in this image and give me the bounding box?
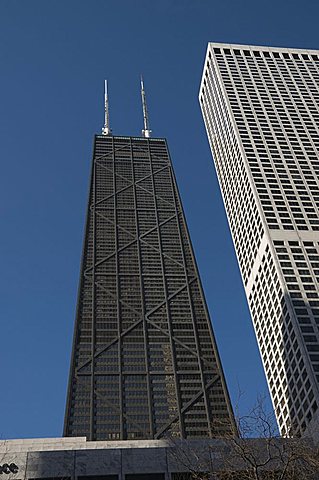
[1,0,319,439]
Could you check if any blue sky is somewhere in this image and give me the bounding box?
[1,0,319,439]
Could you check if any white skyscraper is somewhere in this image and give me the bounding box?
[200,43,319,437]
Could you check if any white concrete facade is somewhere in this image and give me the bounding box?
[199,42,319,437]
[0,437,170,480]
[2,435,318,479]
[0,436,238,480]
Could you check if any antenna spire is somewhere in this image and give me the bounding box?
[102,80,112,136]
[140,75,151,138]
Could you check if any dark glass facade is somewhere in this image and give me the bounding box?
[64,135,234,440]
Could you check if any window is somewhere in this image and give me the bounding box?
[126,475,165,480]
[78,477,118,480]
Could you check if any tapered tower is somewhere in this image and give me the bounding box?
[64,81,234,441]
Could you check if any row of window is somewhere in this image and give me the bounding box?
[213,46,319,62]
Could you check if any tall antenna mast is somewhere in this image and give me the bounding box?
[102,80,112,136]
[140,75,151,138]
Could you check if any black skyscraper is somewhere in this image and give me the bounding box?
[64,84,234,441]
